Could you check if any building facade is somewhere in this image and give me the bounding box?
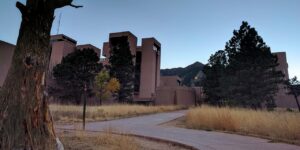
[101,31,161,102]
[0,35,298,107]
[0,35,101,88]
[156,76,203,105]
[0,40,15,87]
[273,52,297,108]
[48,34,100,75]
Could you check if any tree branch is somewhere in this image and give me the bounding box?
[48,0,83,9]
[16,1,28,15]
[69,3,83,8]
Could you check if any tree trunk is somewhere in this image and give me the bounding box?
[0,0,81,149]
[294,95,300,112]
[99,91,102,106]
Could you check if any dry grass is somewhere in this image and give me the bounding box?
[96,128,140,150]
[60,128,140,150]
[186,105,300,144]
[50,104,186,123]
[59,127,189,150]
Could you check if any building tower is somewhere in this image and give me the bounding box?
[101,31,161,103]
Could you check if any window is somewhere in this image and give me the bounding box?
[134,51,142,93]
[153,45,158,51]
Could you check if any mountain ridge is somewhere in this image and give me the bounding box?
[160,61,205,86]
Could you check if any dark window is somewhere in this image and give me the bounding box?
[134,51,142,93]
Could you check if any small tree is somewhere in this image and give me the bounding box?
[95,70,120,105]
[285,76,300,112]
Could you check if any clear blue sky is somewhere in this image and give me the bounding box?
[0,0,299,78]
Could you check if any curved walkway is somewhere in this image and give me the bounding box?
[57,110,300,150]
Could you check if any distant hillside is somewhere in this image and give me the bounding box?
[161,62,205,86]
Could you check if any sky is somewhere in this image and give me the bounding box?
[0,0,299,78]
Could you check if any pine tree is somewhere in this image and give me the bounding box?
[203,50,227,105]
[109,36,135,103]
[51,49,102,104]
[224,21,284,109]
[203,22,284,109]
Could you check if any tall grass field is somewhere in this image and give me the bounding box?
[186,106,300,144]
[50,104,186,123]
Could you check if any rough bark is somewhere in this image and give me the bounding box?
[0,0,81,149]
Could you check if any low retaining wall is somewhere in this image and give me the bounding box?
[155,86,202,106]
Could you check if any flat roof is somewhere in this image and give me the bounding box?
[0,40,15,47]
[77,44,101,51]
[142,37,161,46]
[51,34,77,44]
[109,31,137,39]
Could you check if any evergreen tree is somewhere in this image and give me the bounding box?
[51,49,102,104]
[203,21,284,109]
[203,50,227,105]
[109,36,135,103]
[224,21,283,109]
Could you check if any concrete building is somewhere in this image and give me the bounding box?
[48,34,77,73]
[156,76,203,105]
[0,34,297,108]
[101,31,161,102]
[0,35,101,88]
[160,76,182,87]
[101,32,201,105]
[154,52,298,107]
[49,34,100,75]
[273,52,297,108]
[0,40,15,87]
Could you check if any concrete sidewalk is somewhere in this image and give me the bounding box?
[57,110,300,150]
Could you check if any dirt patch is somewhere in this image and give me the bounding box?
[57,130,190,150]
